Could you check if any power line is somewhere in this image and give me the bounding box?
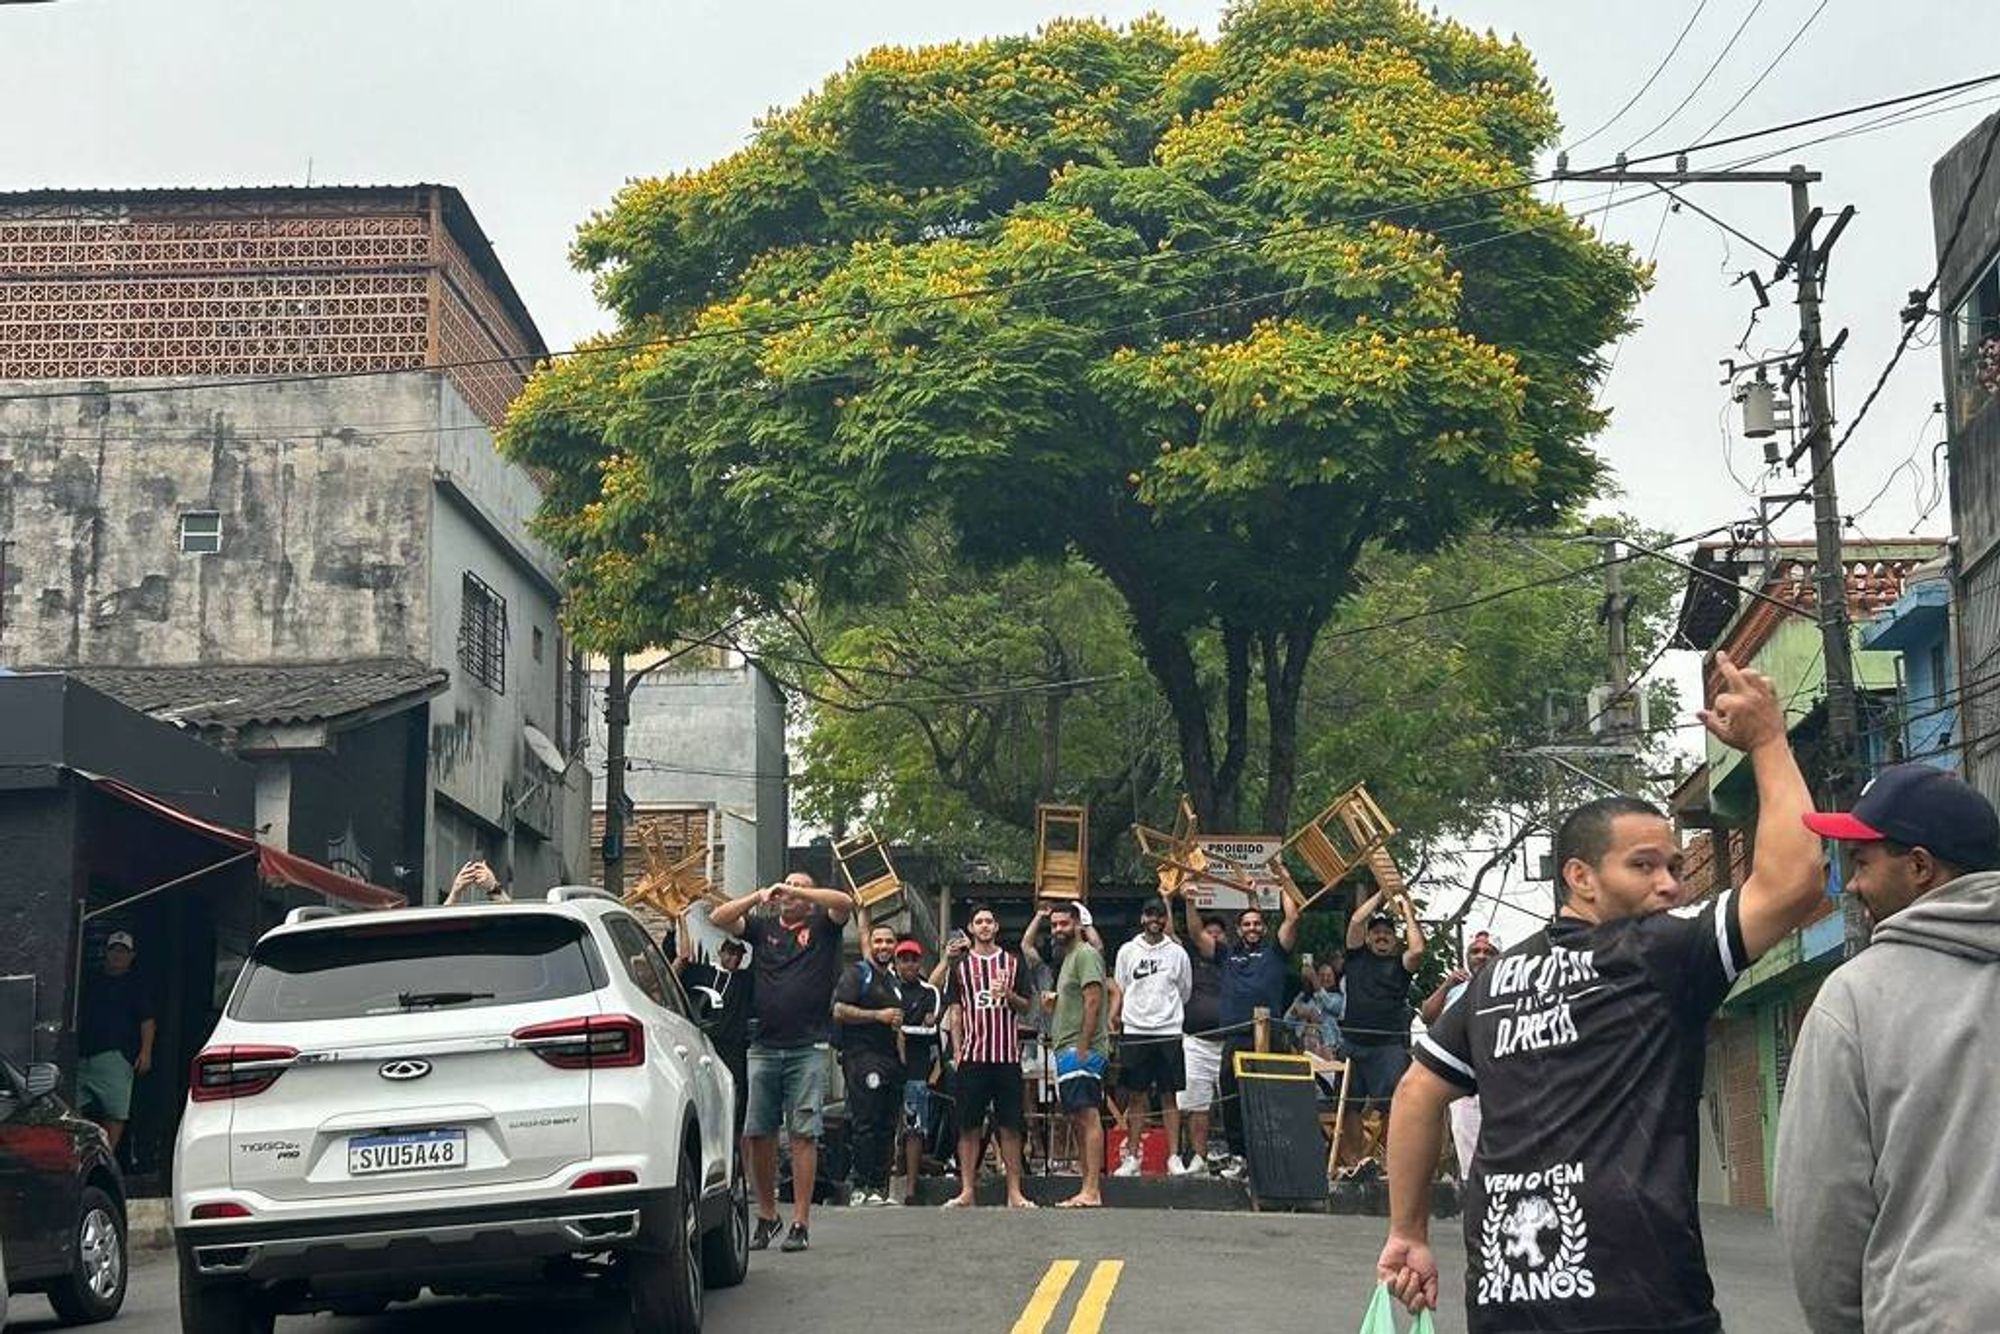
[1624,0,1772,153]
[1756,108,2000,540]
[1562,0,1714,153]
[1692,0,1831,143]
[8,71,2000,409]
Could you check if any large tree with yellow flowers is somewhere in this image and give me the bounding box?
[502,0,1648,833]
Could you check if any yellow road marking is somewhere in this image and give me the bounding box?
[1011,1259,1081,1334]
[1067,1260,1125,1334]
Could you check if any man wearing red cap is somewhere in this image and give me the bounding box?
[1776,762,2000,1333]
[1378,653,1827,1332]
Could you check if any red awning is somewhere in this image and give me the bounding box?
[88,775,405,911]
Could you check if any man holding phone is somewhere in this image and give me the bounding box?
[443,857,511,904]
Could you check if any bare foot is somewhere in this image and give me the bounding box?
[1056,1195,1102,1209]
[1008,1196,1039,1210]
[941,1194,976,1209]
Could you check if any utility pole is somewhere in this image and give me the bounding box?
[602,650,630,893]
[1597,535,1639,793]
[1557,156,1868,953]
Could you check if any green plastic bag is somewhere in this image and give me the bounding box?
[1359,1282,1438,1334]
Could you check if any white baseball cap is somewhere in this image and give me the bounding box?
[106,931,136,952]
[1075,903,1094,929]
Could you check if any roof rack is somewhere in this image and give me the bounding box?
[545,886,621,906]
[284,905,343,926]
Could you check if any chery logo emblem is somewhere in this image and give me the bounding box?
[378,1059,432,1082]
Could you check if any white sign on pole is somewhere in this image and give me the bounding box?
[1186,835,1285,913]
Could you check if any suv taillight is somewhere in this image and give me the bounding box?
[190,1045,298,1102]
[513,1014,645,1069]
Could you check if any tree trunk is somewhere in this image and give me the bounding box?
[1258,612,1327,835]
[1214,623,1252,828]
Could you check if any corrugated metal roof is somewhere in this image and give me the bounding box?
[58,658,448,731]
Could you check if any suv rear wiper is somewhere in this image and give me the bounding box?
[397,990,495,1009]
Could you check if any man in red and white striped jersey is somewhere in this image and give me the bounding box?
[940,903,1036,1209]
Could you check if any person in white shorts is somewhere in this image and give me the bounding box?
[1174,911,1229,1173]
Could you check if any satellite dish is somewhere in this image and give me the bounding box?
[523,724,567,772]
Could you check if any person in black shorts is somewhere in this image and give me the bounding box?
[1109,898,1193,1176]
[940,904,1036,1209]
[1378,654,1827,1332]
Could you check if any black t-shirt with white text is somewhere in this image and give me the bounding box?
[1342,945,1415,1047]
[744,905,843,1049]
[1413,892,1751,1334]
[893,974,944,1082]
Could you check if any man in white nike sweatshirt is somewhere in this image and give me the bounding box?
[1776,763,2000,1333]
[1110,898,1196,1176]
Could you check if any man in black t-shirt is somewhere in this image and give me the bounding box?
[834,923,906,1206]
[77,930,155,1154]
[1378,653,1827,1332]
[889,938,944,1200]
[712,872,854,1254]
[678,935,752,1133]
[1340,853,1426,1165]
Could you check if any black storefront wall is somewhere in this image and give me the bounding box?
[0,674,265,1190]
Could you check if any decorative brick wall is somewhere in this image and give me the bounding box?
[0,188,542,427]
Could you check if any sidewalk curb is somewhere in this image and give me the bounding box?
[127,1198,174,1253]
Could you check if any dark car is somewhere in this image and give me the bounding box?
[0,1057,128,1324]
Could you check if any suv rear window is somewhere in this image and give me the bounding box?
[230,915,607,1022]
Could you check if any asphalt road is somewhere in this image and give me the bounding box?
[6,1205,1807,1334]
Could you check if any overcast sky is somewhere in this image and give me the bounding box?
[9,1,2000,897]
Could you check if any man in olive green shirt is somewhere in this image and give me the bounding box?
[1048,901,1111,1208]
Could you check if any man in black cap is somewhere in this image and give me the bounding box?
[1775,763,2000,1333]
[1339,855,1426,1167]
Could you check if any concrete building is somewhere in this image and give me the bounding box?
[1934,113,2000,801]
[586,648,788,910]
[0,186,590,900]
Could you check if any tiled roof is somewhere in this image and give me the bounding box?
[60,658,447,731]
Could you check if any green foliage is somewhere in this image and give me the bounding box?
[502,0,1648,830]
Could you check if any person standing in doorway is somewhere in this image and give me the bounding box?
[77,931,154,1156]
[711,873,853,1254]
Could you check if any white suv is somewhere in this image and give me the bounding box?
[173,887,748,1333]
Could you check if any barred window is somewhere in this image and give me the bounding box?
[459,572,507,694]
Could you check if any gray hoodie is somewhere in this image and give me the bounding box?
[1773,871,2000,1334]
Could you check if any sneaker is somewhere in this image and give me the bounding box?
[781,1223,810,1253]
[1167,1154,1195,1176]
[1183,1153,1208,1175]
[1218,1159,1247,1182]
[750,1216,783,1251]
[876,1191,902,1207]
[1112,1155,1142,1178]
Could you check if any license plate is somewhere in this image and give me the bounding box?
[348,1129,466,1176]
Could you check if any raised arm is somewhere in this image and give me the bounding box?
[707,887,766,937]
[1418,972,1465,1026]
[1275,864,1304,955]
[1699,652,1825,959]
[789,882,857,926]
[1183,891,1216,958]
[1021,908,1049,970]
[1347,881,1388,951]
